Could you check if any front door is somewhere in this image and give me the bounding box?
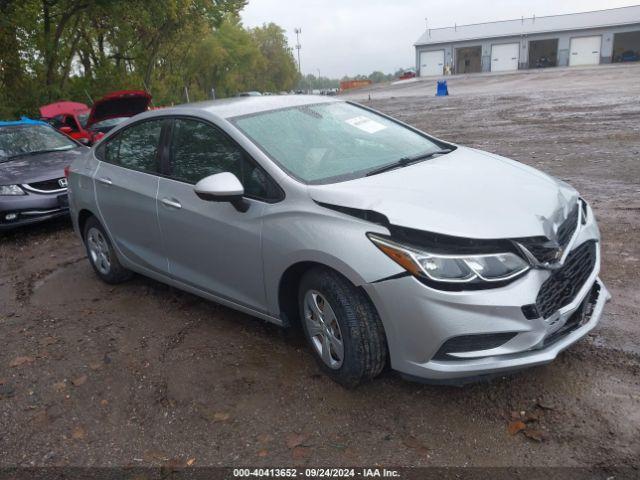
[157,117,281,312]
[94,118,167,273]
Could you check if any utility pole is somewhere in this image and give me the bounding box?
[294,28,302,74]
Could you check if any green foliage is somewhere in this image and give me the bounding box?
[297,74,339,91]
[0,0,299,118]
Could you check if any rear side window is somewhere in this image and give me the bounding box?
[97,120,162,174]
[168,118,281,201]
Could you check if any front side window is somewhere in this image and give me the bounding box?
[100,120,162,173]
[169,118,278,200]
[232,102,448,184]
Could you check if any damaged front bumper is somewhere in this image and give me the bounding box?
[363,241,610,383]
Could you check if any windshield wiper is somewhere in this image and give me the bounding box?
[365,149,452,177]
[8,147,73,160]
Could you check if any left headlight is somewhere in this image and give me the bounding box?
[0,185,26,196]
[368,233,530,286]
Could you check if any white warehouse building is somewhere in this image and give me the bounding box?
[414,5,640,76]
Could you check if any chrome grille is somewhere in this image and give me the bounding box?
[536,241,597,319]
[25,178,66,192]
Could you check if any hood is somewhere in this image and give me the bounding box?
[40,101,89,119]
[87,90,152,127]
[0,148,84,185]
[307,146,579,240]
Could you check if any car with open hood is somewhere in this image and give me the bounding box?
[66,96,609,387]
[1,118,86,230]
[41,91,152,146]
[85,90,152,143]
[40,101,92,145]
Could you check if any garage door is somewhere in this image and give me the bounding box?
[420,50,444,77]
[491,43,520,72]
[570,36,601,66]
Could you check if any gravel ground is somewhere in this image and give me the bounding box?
[1,64,639,469]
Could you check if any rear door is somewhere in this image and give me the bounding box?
[569,36,601,66]
[157,117,281,312]
[491,43,520,72]
[94,118,168,274]
[420,50,445,77]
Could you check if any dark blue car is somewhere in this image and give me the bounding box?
[0,117,86,230]
[620,50,639,62]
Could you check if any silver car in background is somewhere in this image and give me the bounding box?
[68,96,609,387]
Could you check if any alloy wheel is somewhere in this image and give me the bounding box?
[86,227,111,275]
[303,290,344,369]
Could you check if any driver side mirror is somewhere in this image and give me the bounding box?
[194,172,249,212]
[59,126,74,135]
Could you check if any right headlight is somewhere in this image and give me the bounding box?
[0,185,26,196]
[368,233,530,285]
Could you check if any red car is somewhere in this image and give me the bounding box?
[399,70,417,80]
[41,90,152,145]
[39,101,91,144]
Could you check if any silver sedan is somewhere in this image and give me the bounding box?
[68,95,609,387]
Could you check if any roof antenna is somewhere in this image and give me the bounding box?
[454,22,457,31]
[533,14,536,23]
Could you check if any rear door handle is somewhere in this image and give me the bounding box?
[161,198,182,209]
[97,177,112,186]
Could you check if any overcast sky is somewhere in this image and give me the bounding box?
[241,0,639,77]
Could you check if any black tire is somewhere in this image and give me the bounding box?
[298,267,387,388]
[83,216,133,284]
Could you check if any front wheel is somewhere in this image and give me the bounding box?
[83,216,133,284]
[298,267,387,388]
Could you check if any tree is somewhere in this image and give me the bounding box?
[0,0,302,117]
[250,23,298,93]
[368,71,388,83]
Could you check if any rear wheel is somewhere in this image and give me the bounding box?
[298,267,387,388]
[83,216,133,284]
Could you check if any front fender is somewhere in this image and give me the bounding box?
[261,206,404,316]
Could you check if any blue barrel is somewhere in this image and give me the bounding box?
[436,80,449,96]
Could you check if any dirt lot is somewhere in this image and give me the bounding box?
[1,64,639,469]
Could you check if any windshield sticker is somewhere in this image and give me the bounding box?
[345,116,387,134]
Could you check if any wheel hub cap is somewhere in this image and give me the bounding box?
[86,227,111,275]
[303,290,344,369]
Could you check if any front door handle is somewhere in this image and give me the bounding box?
[161,198,182,209]
[97,177,112,186]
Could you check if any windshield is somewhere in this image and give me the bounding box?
[89,117,127,130]
[233,102,446,184]
[78,113,89,128]
[0,124,76,161]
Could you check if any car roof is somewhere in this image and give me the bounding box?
[169,95,341,120]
